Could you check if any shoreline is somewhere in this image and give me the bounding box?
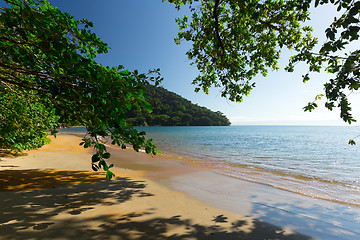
[105,134,360,239]
[134,125,360,207]
[108,138,360,207]
[0,133,358,239]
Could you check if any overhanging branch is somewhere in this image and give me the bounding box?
[213,0,225,54]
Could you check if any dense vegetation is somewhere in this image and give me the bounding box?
[0,88,57,152]
[1,0,359,178]
[127,85,231,126]
[0,0,160,178]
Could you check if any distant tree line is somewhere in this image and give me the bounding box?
[127,85,231,126]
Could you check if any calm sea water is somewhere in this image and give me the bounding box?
[136,125,360,206]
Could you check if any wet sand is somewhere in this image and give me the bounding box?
[106,137,360,240]
[0,133,357,239]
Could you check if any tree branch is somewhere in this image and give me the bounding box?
[213,0,225,54]
[0,76,49,94]
[258,19,282,32]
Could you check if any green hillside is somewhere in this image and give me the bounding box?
[127,85,231,126]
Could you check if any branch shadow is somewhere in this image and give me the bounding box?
[0,149,27,158]
[250,198,360,239]
[0,170,313,240]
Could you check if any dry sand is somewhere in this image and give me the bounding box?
[0,134,314,239]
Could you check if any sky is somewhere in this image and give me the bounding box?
[4,0,360,125]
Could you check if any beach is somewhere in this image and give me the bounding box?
[0,133,359,239]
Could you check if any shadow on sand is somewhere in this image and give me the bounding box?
[0,150,27,158]
[0,169,312,240]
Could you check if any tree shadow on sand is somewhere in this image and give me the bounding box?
[0,150,27,158]
[0,170,312,240]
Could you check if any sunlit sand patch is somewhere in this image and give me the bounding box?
[0,169,106,191]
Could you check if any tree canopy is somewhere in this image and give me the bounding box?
[167,0,360,125]
[1,0,359,178]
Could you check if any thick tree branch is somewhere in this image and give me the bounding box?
[0,62,77,87]
[0,76,49,94]
[213,0,225,54]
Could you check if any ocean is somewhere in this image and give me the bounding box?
[135,125,360,206]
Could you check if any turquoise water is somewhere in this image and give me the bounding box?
[136,126,360,205]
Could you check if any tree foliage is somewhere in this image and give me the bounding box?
[127,85,231,126]
[167,0,314,102]
[0,86,57,152]
[0,0,161,178]
[167,0,360,125]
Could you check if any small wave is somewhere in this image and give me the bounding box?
[155,150,360,206]
[101,127,360,206]
[212,164,360,206]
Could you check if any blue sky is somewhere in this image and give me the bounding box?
[5,0,360,125]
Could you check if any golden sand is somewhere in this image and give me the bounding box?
[0,134,310,239]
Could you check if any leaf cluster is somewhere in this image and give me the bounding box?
[288,0,360,125]
[168,0,314,102]
[0,86,57,152]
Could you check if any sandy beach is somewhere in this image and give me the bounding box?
[0,133,359,239]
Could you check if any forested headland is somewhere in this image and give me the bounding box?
[127,85,231,126]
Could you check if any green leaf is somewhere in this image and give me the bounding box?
[100,161,109,171]
[106,170,115,179]
[103,152,111,159]
[302,74,310,83]
[92,154,100,163]
[92,164,99,171]
[326,29,335,40]
[315,0,320,7]
[315,94,323,100]
[144,101,153,113]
